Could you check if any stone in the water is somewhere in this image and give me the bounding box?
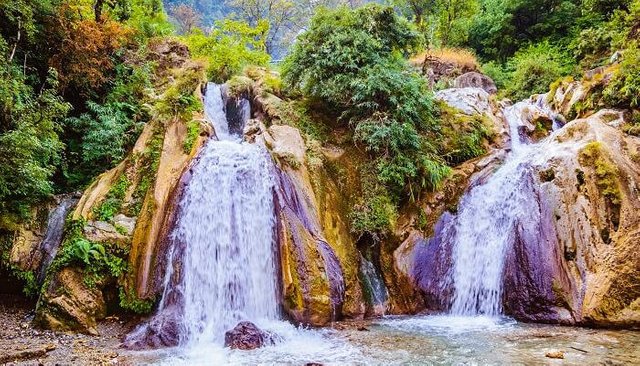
[224,321,275,350]
[545,350,565,359]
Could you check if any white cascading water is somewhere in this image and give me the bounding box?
[448,96,557,316]
[145,84,365,365]
[173,83,279,345]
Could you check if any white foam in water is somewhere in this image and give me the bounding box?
[154,321,366,365]
[204,82,231,140]
[172,140,279,345]
[380,315,516,335]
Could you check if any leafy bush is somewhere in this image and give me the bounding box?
[67,102,143,173]
[0,61,69,229]
[283,5,448,200]
[504,42,575,101]
[350,170,398,236]
[183,120,200,154]
[603,46,640,108]
[481,61,508,90]
[468,0,580,61]
[93,175,130,221]
[438,102,494,165]
[155,67,204,119]
[50,220,128,289]
[184,19,270,82]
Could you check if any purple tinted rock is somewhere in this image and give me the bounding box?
[224,321,276,350]
[412,212,455,311]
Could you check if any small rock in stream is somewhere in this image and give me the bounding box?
[545,350,565,359]
[224,321,277,350]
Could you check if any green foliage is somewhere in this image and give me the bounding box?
[184,19,270,82]
[438,103,494,165]
[350,171,398,236]
[503,42,575,101]
[155,67,203,119]
[0,232,40,297]
[480,61,508,90]
[49,218,128,290]
[119,287,155,314]
[468,0,580,61]
[603,46,640,108]
[128,125,164,216]
[278,101,329,143]
[183,120,200,154]
[93,175,130,221]
[580,142,621,205]
[126,0,174,39]
[283,5,448,199]
[0,59,70,229]
[283,5,420,103]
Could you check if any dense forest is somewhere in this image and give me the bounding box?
[1,0,639,307]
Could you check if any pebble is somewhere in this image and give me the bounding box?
[545,350,565,359]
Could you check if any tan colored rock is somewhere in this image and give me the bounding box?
[130,117,209,299]
[545,351,565,359]
[35,267,107,335]
[83,221,129,243]
[267,125,306,166]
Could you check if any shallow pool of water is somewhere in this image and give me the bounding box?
[129,315,640,365]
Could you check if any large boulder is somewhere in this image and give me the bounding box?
[36,46,211,332]
[224,321,276,350]
[454,72,497,94]
[435,88,492,116]
[35,267,107,335]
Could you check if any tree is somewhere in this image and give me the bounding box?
[49,4,133,98]
[283,5,449,199]
[468,0,580,61]
[94,0,132,22]
[0,48,70,228]
[391,0,438,35]
[436,0,478,46]
[226,0,365,57]
[171,3,200,34]
[185,18,270,82]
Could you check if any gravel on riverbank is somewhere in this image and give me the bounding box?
[0,296,135,365]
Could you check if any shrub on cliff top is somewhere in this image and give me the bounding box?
[283,5,448,201]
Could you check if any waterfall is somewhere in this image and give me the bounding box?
[37,196,78,283]
[445,98,557,316]
[176,83,278,345]
[126,83,279,348]
[359,255,388,315]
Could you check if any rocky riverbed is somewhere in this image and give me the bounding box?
[0,296,134,365]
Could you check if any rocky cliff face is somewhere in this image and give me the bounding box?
[34,41,211,334]
[395,80,640,327]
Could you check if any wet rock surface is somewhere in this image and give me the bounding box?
[224,321,276,350]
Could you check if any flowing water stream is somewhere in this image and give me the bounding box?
[174,84,279,345]
[446,98,559,315]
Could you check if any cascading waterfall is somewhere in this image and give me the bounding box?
[130,83,279,349]
[446,97,557,316]
[177,83,278,345]
[359,255,388,314]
